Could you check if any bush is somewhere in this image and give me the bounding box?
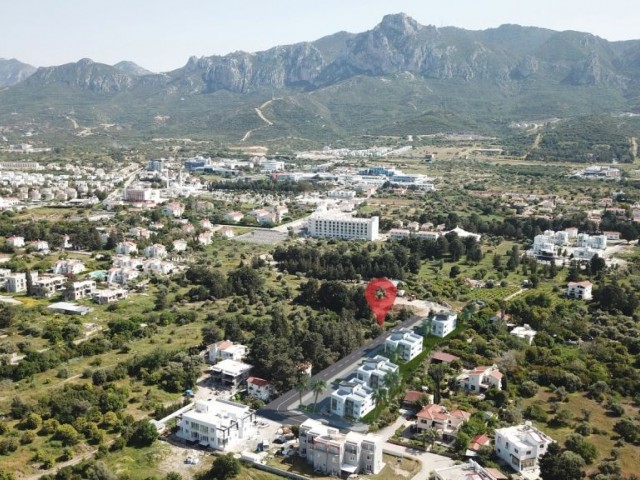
[20,431,36,445]
[0,438,18,455]
[127,419,157,447]
[519,381,539,398]
[54,424,80,446]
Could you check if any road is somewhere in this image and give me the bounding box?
[103,167,143,206]
[258,302,448,424]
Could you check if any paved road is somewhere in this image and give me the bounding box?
[258,302,448,424]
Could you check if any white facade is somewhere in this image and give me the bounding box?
[330,379,375,419]
[107,267,139,285]
[208,340,249,364]
[431,311,457,338]
[116,241,138,255]
[6,272,30,293]
[576,233,607,250]
[67,280,97,300]
[144,244,167,258]
[458,365,503,392]
[53,259,86,276]
[566,281,593,300]
[355,355,399,390]
[176,399,255,451]
[299,419,383,476]
[224,212,244,223]
[384,328,423,362]
[211,359,253,392]
[308,214,379,241]
[162,202,185,217]
[494,422,554,473]
[6,236,24,248]
[246,377,273,402]
[510,324,537,345]
[173,239,188,252]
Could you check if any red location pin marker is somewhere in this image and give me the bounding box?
[365,278,397,326]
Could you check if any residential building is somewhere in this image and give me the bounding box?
[29,240,49,252]
[431,311,457,338]
[116,241,138,255]
[147,158,166,172]
[355,355,399,390]
[603,231,621,241]
[6,236,24,248]
[123,187,160,203]
[261,160,285,172]
[432,460,507,480]
[162,202,185,217]
[416,231,440,241]
[210,359,253,392]
[219,226,234,238]
[5,272,37,293]
[430,351,461,364]
[458,365,503,392]
[299,419,384,476]
[416,404,470,442]
[107,267,140,285]
[66,280,97,300]
[48,302,92,316]
[328,190,356,199]
[53,259,86,276]
[494,422,554,473]
[176,399,256,451]
[510,324,537,345]
[224,211,244,223]
[92,288,128,304]
[308,214,379,241]
[566,281,593,300]
[129,227,153,239]
[144,244,167,258]
[173,239,188,252]
[389,229,411,241]
[142,259,175,275]
[576,233,607,250]
[247,377,273,402]
[112,255,143,270]
[330,378,375,419]
[384,328,423,362]
[469,434,492,454]
[201,219,213,230]
[32,275,66,298]
[198,231,213,245]
[207,340,248,363]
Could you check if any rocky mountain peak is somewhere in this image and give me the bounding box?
[378,13,421,36]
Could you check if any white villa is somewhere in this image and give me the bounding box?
[384,328,423,362]
[246,377,273,402]
[566,281,593,300]
[299,419,384,476]
[494,422,554,473]
[115,241,138,255]
[143,244,168,258]
[6,236,24,248]
[53,259,86,276]
[176,399,256,451]
[457,365,503,392]
[66,280,97,301]
[210,359,253,392]
[330,378,375,419]
[207,340,249,364]
[510,324,537,345]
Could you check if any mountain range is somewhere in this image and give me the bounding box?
[2,13,640,149]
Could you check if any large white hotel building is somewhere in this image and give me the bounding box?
[307,214,379,241]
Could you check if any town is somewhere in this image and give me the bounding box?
[0,137,638,480]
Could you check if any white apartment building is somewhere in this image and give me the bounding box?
[328,190,357,199]
[33,275,67,298]
[576,233,607,250]
[431,311,457,338]
[5,272,37,293]
[176,399,256,451]
[260,160,285,172]
[207,340,249,364]
[330,378,375,419]
[388,229,411,241]
[123,187,160,203]
[432,460,507,480]
[107,267,140,285]
[355,355,399,390]
[299,419,383,476]
[566,281,593,300]
[92,288,128,304]
[384,328,423,362]
[67,280,97,301]
[308,214,379,241]
[162,202,185,217]
[494,422,554,473]
[211,359,253,392]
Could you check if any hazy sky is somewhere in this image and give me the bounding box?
[2,0,637,72]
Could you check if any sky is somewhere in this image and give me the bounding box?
[1,0,638,72]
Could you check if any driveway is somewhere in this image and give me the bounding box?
[383,442,457,480]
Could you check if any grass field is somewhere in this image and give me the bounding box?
[522,391,640,476]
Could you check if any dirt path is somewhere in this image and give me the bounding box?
[21,448,98,480]
[241,99,279,142]
[631,136,638,158]
[504,288,525,301]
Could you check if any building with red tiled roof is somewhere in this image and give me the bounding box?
[457,365,503,393]
[247,376,273,402]
[469,433,491,452]
[430,351,460,364]
[416,404,470,441]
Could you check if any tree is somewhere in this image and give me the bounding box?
[539,443,585,480]
[590,254,606,275]
[564,433,598,464]
[420,427,438,448]
[127,419,158,447]
[454,431,470,453]
[372,388,387,407]
[384,370,402,393]
[449,265,460,278]
[205,453,241,480]
[54,424,81,446]
[294,379,308,408]
[427,363,448,404]
[309,379,327,412]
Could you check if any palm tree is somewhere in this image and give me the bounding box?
[427,363,448,404]
[384,370,402,395]
[310,379,327,412]
[294,379,308,408]
[372,387,387,407]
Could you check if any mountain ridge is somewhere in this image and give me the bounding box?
[1,13,640,146]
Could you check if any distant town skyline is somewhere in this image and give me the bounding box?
[2,0,637,72]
